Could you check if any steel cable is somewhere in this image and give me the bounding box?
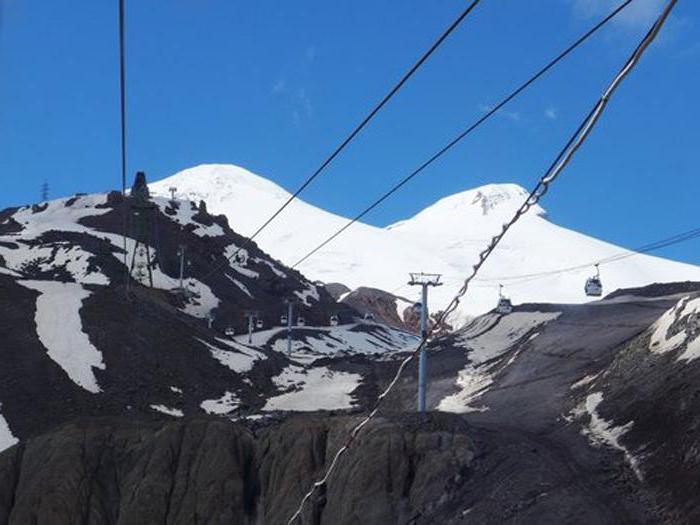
[286,2,677,522]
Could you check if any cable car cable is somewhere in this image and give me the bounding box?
[286,2,677,521]
[474,225,700,286]
[197,0,483,282]
[289,0,634,270]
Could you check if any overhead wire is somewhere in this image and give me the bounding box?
[197,0,483,282]
[286,2,677,522]
[474,225,700,287]
[118,0,130,288]
[289,0,634,270]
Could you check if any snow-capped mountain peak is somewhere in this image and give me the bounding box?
[151,164,700,324]
[156,164,292,204]
[387,183,545,233]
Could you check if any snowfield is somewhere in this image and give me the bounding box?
[0,193,221,319]
[263,365,361,411]
[197,337,265,373]
[200,391,240,415]
[19,280,105,393]
[270,324,418,360]
[573,392,643,481]
[151,164,700,325]
[439,311,560,413]
[649,296,700,362]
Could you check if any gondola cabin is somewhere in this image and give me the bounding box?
[496,297,513,315]
[585,277,603,297]
[496,284,513,314]
[585,265,603,297]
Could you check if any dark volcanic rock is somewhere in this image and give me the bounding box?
[605,281,700,300]
[0,414,477,525]
[340,286,414,331]
[322,282,350,301]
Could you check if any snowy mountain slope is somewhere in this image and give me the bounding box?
[5,288,700,523]
[424,287,700,521]
[151,164,700,324]
[0,185,424,451]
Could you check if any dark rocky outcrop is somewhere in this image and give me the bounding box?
[340,287,413,331]
[0,414,476,525]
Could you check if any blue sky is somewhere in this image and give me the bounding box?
[1,0,699,264]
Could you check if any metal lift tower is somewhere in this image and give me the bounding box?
[408,272,443,413]
[244,311,259,345]
[128,171,157,288]
[285,300,295,355]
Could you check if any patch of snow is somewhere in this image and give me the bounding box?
[232,326,286,346]
[648,297,700,362]
[394,297,413,321]
[0,405,18,453]
[458,311,560,364]
[180,277,220,318]
[575,392,643,481]
[224,273,254,298]
[570,373,599,390]
[200,391,240,415]
[270,324,418,362]
[170,386,183,394]
[254,257,287,278]
[150,404,184,417]
[154,197,225,238]
[438,368,493,414]
[198,337,263,373]
[0,242,109,285]
[263,365,361,411]
[649,297,691,354]
[223,244,259,278]
[294,284,320,305]
[20,280,104,393]
[438,312,557,413]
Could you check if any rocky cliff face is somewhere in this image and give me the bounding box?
[0,415,477,525]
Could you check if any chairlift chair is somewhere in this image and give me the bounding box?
[496,284,513,315]
[585,264,603,297]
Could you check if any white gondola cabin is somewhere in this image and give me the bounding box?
[585,264,603,297]
[297,316,306,327]
[496,284,513,314]
[280,314,288,325]
[256,319,264,329]
[330,314,339,327]
[224,327,235,338]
